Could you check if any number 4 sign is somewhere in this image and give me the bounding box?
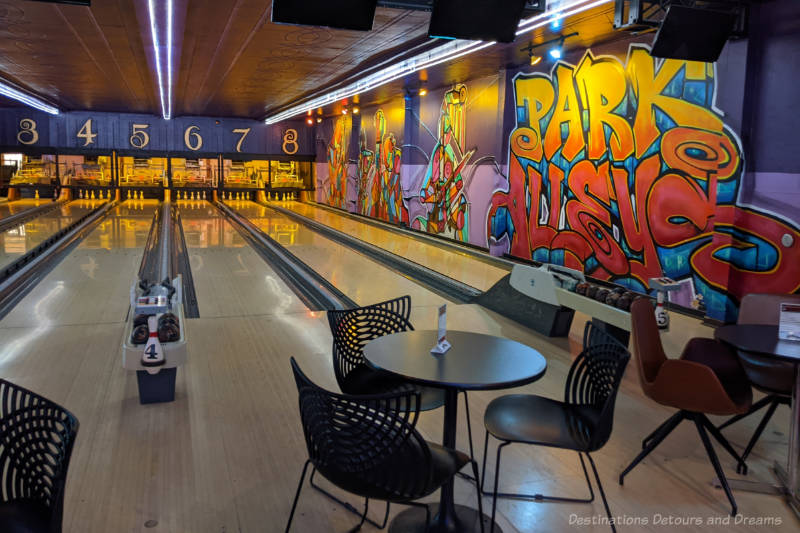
[431,304,451,354]
[142,316,165,372]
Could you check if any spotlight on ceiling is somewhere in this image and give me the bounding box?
[530,54,542,66]
[548,46,562,59]
[352,106,360,114]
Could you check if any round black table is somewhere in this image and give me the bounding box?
[364,330,548,533]
[715,324,800,515]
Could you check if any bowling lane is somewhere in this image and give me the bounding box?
[0,200,160,329]
[0,198,51,220]
[276,200,508,291]
[177,200,308,318]
[230,200,450,308]
[0,199,107,273]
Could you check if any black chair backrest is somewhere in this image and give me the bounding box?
[0,379,79,532]
[565,324,631,451]
[290,357,432,500]
[582,320,626,351]
[326,296,413,390]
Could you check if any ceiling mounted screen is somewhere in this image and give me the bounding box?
[271,0,379,31]
[651,5,736,63]
[428,0,528,43]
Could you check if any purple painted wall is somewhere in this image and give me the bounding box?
[314,0,800,321]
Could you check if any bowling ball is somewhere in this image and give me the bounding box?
[616,295,633,311]
[612,287,626,295]
[605,292,621,306]
[158,323,180,343]
[586,285,599,299]
[575,283,590,295]
[595,288,610,302]
[131,324,149,345]
[133,314,150,328]
[159,313,179,329]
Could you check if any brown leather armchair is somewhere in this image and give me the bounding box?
[718,293,800,463]
[619,299,752,516]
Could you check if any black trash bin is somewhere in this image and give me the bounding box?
[136,368,176,404]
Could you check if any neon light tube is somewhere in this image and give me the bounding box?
[0,82,59,115]
[264,0,611,124]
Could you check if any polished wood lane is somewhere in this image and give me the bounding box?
[177,200,309,318]
[0,199,105,271]
[282,200,509,292]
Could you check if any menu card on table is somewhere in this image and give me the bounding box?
[431,304,451,354]
[779,303,800,341]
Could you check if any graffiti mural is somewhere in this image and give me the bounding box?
[327,115,351,210]
[414,84,476,242]
[488,45,800,320]
[356,110,407,223]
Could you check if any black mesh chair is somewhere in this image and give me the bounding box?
[0,379,80,533]
[481,324,630,533]
[286,358,484,533]
[327,295,446,411]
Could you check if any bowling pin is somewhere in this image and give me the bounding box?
[127,190,131,200]
[202,191,206,200]
[141,315,165,370]
[91,190,95,199]
[79,189,84,199]
[35,189,40,199]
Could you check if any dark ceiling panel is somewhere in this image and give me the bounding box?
[0,1,623,119]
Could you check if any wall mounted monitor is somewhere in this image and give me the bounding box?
[271,0,379,31]
[651,5,737,63]
[428,0,528,43]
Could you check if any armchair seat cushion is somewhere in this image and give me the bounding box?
[0,499,50,533]
[341,364,445,411]
[317,441,470,502]
[484,394,599,452]
[681,338,752,409]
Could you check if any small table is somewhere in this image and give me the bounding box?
[364,330,547,533]
[715,324,800,517]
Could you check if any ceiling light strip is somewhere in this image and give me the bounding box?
[0,82,59,115]
[148,0,169,120]
[167,0,173,120]
[264,0,610,124]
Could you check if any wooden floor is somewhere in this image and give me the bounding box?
[0,200,795,532]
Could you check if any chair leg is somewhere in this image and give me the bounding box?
[471,460,486,533]
[481,429,491,494]
[642,411,682,449]
[482,450,595,503]
[699,415,748,475]
[717,395,774,431]
[490,442,510,533]
[348,498,370,533]
[309,467,390,529]
[586,453,616,533]
[740,399,781,464]
[620,411,685,485]
[694,417,738,516]
[404,501,431,533]
[456,391,479,484]
[285,460,310,533]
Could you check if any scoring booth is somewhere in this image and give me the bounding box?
[0,108,316,202]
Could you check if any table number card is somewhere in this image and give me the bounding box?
[779,303,800,341]
[431,304,451,354]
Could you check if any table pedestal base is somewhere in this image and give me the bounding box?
[388,504,501,533]
[711,461,800,520]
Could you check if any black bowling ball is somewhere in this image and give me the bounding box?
[131,324,149,345]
